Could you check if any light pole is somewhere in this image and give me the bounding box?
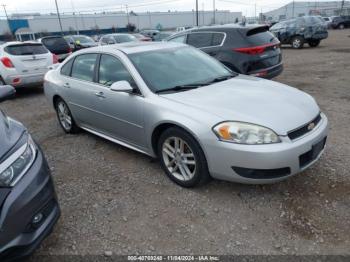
[54,0,64,35]
[1,4,13,38]
[196,0,199,26]
[213,0,216,25]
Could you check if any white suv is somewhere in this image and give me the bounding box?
[0,41,57,87]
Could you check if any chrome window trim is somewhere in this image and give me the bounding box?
[187,31,227,49]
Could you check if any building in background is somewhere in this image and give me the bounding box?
[263,1,350,22]
[0,10,242,40]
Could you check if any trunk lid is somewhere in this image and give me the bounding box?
[4,43,52,74]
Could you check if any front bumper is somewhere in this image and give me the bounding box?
[205,113,329,184]
[0,146,60,261]
[4,72,47,88]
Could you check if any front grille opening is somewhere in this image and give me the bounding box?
[232,166,291,179]
[288,113,322,140]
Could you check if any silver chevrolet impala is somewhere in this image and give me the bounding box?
[44,42,328,187]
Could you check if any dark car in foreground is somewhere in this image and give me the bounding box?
[38,36,72,62]
[64,35,98,52]
[0,85,60,261]
[270,16,328,49]
[166,25,283,79]
[331,16,350,29]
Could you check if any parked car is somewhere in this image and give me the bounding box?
[140,30,160,41]
[322,17,333,28]
[132,33,152,42]
[270,16,328,49]
[0,41,57,87]
[44,42,328,188]
[38,36,72,62]
[166,24,283,79]
[64,35,98,51]
[330,16,350,29]
[155,32,175,42]
[0,85,60,260]
[99,34,138,45]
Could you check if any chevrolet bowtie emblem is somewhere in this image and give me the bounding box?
[308,122,315,131]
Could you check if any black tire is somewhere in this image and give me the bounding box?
[157,127,211,188]
[338,23,345,30]
[291,36,304,49]
[54,98,80,134]
[308,40,320,47]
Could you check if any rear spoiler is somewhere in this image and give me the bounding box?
[246,25,270,36]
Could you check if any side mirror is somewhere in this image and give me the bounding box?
[0,85,16,102]
[110,81,134,93]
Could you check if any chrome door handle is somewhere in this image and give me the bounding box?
[63,83,70,88]
[95,91,106,98]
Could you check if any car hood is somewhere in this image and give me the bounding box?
[160,75,320,135]
[0,110,25,160]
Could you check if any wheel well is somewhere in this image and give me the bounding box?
[151,123,177,156]
[53,95,62,108]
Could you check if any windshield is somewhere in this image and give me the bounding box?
[114,35,137,43]
[129,46,235,93]
[72,36,94,43]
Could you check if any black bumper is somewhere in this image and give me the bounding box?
[249,63,284,79]
[0,146,60,261]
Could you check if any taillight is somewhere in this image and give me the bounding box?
[234,43,279,55]
[53,54,59,64]
[1,57,14,68]
[68,47,72,53]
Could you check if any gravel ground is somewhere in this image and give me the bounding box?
[1,29,350,257]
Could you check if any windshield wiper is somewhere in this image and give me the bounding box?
[205,74,236,84]
[155,84,203,94]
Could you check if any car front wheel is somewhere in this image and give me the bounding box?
[55,98,79,133]
[158,127,210,187]
[291,36,304,49]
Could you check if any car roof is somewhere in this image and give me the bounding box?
[1,41,43,47]
[78,42,186,55]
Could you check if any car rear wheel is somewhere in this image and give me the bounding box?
[55,98,79,133]
[338,23,345,29]
[308,40,320,47]
[158,127,211,187]
[291,36,304,49]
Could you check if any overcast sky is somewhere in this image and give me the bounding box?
[0,0,326,17]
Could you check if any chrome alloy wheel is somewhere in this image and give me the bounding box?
[57,101,72,131]
[292,38,301,48]
[162,137,196,181]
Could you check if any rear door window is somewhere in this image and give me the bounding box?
[61,58,74,76]
[212,33,225,46]
[71,54,98,82]
[187,33,212,48]
[4,44,48,55]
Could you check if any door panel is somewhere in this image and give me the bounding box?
[91,54,146,148]
[62,53,99,127]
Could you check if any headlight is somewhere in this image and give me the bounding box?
[213,122,281,145]
[0,135,36,187]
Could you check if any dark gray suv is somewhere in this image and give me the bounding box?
[166,25,283,79]
[270,16,328,49]
[0,86,60,261]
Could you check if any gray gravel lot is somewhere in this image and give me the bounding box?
[1,30,350,257]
